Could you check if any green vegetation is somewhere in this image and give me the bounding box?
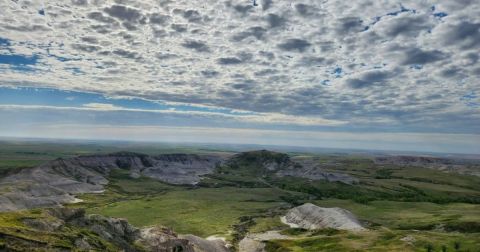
[249,217,289,233]
[1,142,479,251]
[267,156,480,205]
[314,199,480,231]
[0,209,123,251]
[0,140,233,176]
[264,229,480,252]
[88,187,292,238]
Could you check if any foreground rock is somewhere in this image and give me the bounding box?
[281,203,365,231]
[180,234,230,252]
[239,231,292,252]
[1,207,229,251]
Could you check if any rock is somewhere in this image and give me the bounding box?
[2,207,228,252]
[282,203,365,231]
[138,226,195,252]
[74,237,93,250]
[48,207,142,250]
[227,150,358,184]
[238,231,292,252]
[0,150,358,212]
[180,234,230,252]
[48,207,86,221]
[0,152,227,212]
[239,237,265,252]
[22,217,64,232]
[400,235,416,244]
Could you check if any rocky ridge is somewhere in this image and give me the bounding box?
[0,207,228,251]
[0,150,357,212]
[0,152,224,212]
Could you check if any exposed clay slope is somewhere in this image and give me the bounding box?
[0,152,225,212]
[0,150,357,212]
[281,203,365,231]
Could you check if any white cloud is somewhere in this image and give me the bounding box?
[0,104,344,126]
[82,103,122,110]
[0,0,478,134]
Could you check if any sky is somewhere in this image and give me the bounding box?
[0,0,479,154]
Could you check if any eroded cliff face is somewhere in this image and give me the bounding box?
[0,152,226,212]
[0,150,358,212]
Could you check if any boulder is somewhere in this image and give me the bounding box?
[281,203,365,231]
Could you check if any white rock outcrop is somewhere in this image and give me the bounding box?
[281,203,365,231]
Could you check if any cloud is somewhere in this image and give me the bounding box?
[345,70,391,89]
[277,39,311,52]
[0,104,344,127]
[266,14,287,28]
[231,27,267,41]
[295,4,316,17]
[181,40,210,52]
[400,48,447,65]
[374,14,432,38]
[83,103,122,110]
[436,21,480,49]
[217,57,243,65]
[0,0,479,138]
[103,5,143,23]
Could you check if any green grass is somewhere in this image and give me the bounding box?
[88,187,292,238]
[265,229,480,252]
[1,142,479,250]
[0,140,234,177]
[0,159,47,177]
[314,199,480,231]
[267,155,480,204]
[0,209,121,251]
[107,169,178,195]
[249,217,289,233]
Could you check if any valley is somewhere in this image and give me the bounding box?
[0,141,479,251]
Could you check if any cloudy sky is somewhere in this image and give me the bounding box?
[0,0,479,153]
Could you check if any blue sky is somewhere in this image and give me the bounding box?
[0,0,479,154]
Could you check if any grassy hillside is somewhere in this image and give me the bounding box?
[0,209,128,251]
[89,187,292,237]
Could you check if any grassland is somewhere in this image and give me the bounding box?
[314,199,480,231]
[0,141,479,251]
[264,229,480,252]
[88,187,293,237]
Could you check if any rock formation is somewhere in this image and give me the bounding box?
[0,152,225,212]
[2,207,229,251]
[0,150,357,212]
[281,203,365,231]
